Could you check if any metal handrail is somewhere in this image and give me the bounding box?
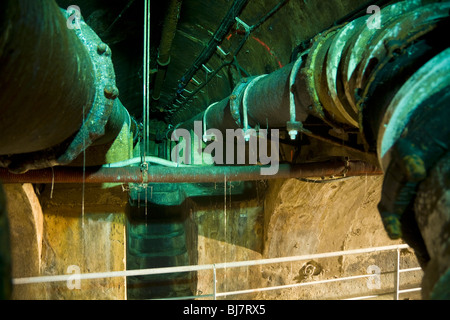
[12,244,423,300]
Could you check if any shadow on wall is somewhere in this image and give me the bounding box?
[0,184,12,300]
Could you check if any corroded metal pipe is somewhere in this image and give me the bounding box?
[0,0,95,155]
[0,161,382,184]
[151,0,183,104]
[0,0,130,173]
[178,63,311,133]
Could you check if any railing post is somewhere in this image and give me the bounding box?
[395,248,400,300]
[213,264,217,300]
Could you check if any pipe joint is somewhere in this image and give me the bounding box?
[55,9,119,164]
[0,6,125,173]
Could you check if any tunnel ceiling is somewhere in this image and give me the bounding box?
[55,0,395,134]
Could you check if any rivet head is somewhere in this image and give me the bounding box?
[104,85,119,100]
[97,43,110,55]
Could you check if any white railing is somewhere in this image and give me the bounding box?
[13,244,422,300]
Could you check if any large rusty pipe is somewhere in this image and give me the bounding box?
[178,62,311,132]
[0,0,95,155]
[0,161,382,184]
[0,0,130,173]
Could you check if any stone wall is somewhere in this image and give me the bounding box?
[5,175,424,300]
[190,176,424,300]
[5,183,128,300]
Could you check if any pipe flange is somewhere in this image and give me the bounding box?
[378,48,450,170]
[0,10,119,173]
[57,9,118,165]
[301,29,338,121]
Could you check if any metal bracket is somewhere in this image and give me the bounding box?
[235,17,252,33]
[229,78,251,127]
[203,102,219,142]
[202,64,213,74]
[242,75,267,141]
[191,77,202,86]
[157,55,171,67]
[216,46,230,57]
[287,51,310,140]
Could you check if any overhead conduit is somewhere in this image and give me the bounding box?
[171,0,249,99]
[151,0,183,107]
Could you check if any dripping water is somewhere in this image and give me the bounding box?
[145,185,148,227]
[224,175,227,294]
[81,104,86,270]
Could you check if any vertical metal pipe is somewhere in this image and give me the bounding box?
[143,0,151,159]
